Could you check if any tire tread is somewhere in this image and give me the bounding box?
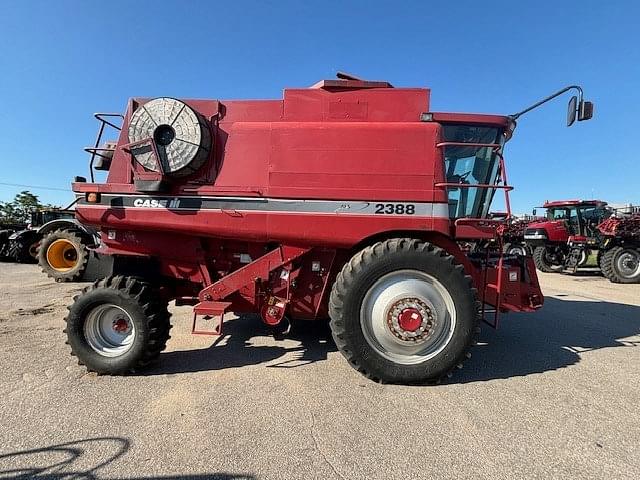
[328,238,479,384]
[601,246,640,284]
[38,228,90,282]
[65,275,171,374]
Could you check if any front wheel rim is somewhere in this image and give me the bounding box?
[360,270,456,365]
[616,250,640,279]
[46,239,78,272]
[578,251,588,266]
[83,304,135,357]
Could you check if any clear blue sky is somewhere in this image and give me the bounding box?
[0,0,638,213]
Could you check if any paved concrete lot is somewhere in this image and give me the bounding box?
[0,263,638,479]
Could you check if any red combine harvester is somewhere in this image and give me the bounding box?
[67,73,593,383]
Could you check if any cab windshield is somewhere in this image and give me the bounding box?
[547,207,578,221]
[547,206,580,234]
[545,205,607,236]
[443,125,503,219]
[30,210,74,227]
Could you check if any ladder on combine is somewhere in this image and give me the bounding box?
[434,141,513,329]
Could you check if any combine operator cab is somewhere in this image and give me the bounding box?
[66,73,593,384]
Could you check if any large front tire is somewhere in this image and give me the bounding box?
[7,236,38,263]
[329,239,479,384]
[533,246,564,273]
[65,276,171,374]
[601,246,640,284]
[504,242,529,257]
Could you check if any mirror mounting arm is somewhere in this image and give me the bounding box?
[510,85,584,120]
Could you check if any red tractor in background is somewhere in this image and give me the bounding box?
[65,74,593,384]
[524,200,640,283]
[497,215,541,257]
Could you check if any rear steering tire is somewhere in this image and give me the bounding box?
[65,276,172,374]
[328,238,479,384]
[504,243,529,257]
[38,229,90,282]
[601,246,640,284]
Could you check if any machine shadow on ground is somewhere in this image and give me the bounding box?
[144,296,640,384]
[0,436,255,480]
[456,297,640,383]
[146,315,337,376]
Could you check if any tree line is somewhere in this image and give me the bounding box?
[0,191,58,224]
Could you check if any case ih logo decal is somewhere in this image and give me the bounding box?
[133,198,181,208]
[82,194,449,218]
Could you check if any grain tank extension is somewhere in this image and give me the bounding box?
[68,73,593,383]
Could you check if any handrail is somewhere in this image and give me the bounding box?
[435,139,512,218]
[437,136,515,326]
[87,113,124,182]
[120,137,166,182]
[94,113,123,131]
[84,146,115,159]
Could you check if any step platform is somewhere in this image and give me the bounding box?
[192,301,232,335]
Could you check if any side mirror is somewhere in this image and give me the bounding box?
[567,96,577,126]
[578,100,594,121]
[513,85,592,125]
[532,208,537,216]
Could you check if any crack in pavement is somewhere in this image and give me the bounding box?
[310,412,347,480]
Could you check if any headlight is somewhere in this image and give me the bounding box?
[524,228,547,240]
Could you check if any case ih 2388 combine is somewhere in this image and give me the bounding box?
[67,74,592,383]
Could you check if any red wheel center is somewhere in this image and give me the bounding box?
[112,318,129,333]
[397,308,423,332]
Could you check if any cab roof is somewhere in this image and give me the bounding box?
[542,199,607,208]
[427,112,512,128]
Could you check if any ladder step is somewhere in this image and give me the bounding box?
[192,301,232,336]
[194,301,232,316]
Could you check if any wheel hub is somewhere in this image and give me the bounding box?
[387,299,434,342]
[29,241,40,259]
[618,250,640,277]
[83,304,136,357]
[397,308,423,332]
[112,317,131,334]
[360,270,457,365]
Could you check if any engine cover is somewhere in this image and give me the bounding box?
[128,97,212,177]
